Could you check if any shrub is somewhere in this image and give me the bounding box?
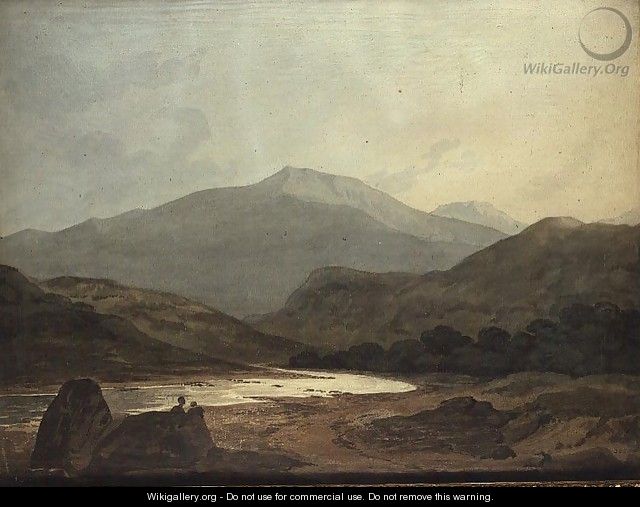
[289,350,322,368]
[420,325,472,355]
[477,326,511,353]
[386,340,432,373]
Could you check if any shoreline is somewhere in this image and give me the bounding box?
[2,372,640,481]
[0,366,422,397]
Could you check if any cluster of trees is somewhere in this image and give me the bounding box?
[289,302,640,377]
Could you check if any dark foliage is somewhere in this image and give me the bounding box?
[386,340,432,373]
[420,325,472,354]
[289,302,640,378]
[288,350,323,368]
[477,326,511,353]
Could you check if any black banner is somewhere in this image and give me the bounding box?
[1,484,639,504]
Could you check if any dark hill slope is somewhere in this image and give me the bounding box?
[256,219,640,349]
[41,276,304,365]
[0,265,237,385]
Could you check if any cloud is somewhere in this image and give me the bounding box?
[0,47,207,121]
[0,1,637,233]
[105,49,206,93]
[422,138,462,173]
[0,53,100,118]
[73,107,214,205]
[367,138,472,194]
[0,104,215,234]
[0,24,213,234]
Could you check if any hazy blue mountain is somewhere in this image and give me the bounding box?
[0,167,504,317]
[431,201,527,235]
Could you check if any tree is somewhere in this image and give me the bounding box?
[420,325,472,355]
[559,303,595,330]
[344,342,386,371]
[507,331,536,371]
[385,339,430,373]
[477,327,511,353]
[526,319,559,338]
[289,350,321,368]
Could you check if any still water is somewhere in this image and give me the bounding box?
[0,370,415,426]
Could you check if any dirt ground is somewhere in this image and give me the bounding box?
[2,371,640,482]
[204,372,640,476]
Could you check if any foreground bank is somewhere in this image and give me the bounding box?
[2,371,640,484]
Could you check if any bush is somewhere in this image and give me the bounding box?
[477,327,511,353]
[559,303,595,330]
[526,319,559,339]
[344,342,386,371]
[386,340,432,373]
[289,350,322,368]
[420,325,472,355]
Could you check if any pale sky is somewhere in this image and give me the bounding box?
[0,0,638,235]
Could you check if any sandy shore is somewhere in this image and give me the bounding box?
[203,371,640,476]
[2,371,640,482]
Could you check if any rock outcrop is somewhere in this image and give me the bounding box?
[88,410,214,474]
[350,396,516,460]
[30,379,113,473]
[31,378,216,476]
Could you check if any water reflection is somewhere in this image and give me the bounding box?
[0,370,414,426]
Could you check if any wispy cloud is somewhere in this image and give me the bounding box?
[366,138,478,195]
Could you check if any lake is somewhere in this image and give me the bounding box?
[0,369,415,426]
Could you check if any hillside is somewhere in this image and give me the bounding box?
[255,218,640,349]
[0,167,505,317]
[601,206,640,226]
[431,201,527,235]
[0,265,239,386]
[41,276,303,365]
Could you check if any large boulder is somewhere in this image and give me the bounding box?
[30,378,112,473]
[88,410,214,474]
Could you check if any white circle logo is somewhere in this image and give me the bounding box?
[579,7,632,61]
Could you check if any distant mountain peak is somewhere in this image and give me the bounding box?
[511,216,586,243]
[601,206,640,226]
[265,165,314,181]
[522,216,584,233]
[431,201,526,235]
[0,166,505,317]
[279,165,321,176]
[257,166,359,193]
[446,200,493,210]
[250,168,504,242]
[253,165,393,214]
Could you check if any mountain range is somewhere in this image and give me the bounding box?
[4,214,638,382]
[255,218,640,349]
[0,167,505,317]
[431,201,527,235]
[601,206,640,226]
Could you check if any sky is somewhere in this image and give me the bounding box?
[0,0,638,235]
